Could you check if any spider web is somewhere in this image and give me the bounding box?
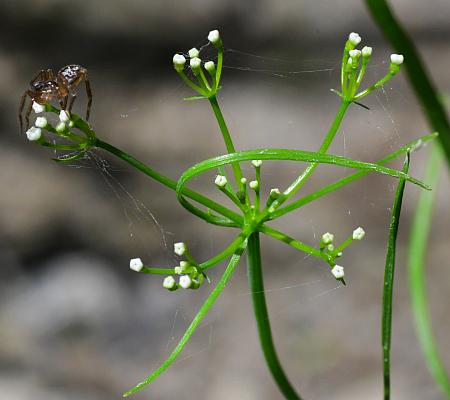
[56,44,412,374]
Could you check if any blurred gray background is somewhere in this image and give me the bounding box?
[1,1,449,399]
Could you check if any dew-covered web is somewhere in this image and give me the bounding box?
[59,43,409,364]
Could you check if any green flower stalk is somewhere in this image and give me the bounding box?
[22,29,434,399]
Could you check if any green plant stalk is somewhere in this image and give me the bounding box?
[354,72,397,100]
[270,134,437,220]
[334,235,354,254]
[271,100,350,211]
[381,153,409,400]
[95,138,242,227]
[366,1,450,395]
[215,49,223,90]
[408,144,450,397]
[123,246,245,397]
[259,225,325,260]
[140,232,248,275]
[247,232,302,400]
[209,95,244,188]
[365,0,450,164]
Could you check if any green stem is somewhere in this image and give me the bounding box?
[201,232,248,270]
[260,225,325,260]
[209,95,244,187]
[247,232,302,400]
[382,153,409,400]
[334,235,354,254]
[270,133,437,220]
[270,100,350,212]
[408,144,450,397]
[219,186,247,213]
[215,49,223,91]
[365,0,450,165]
[95,139,242,227]
[140,267,175,275]
[178,71,208,96]
[354,72,396,100]
[140,233,248,275]
[123,247,245,397]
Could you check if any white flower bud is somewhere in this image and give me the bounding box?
[390,54,404,65]
[204,61,215,73]
[208,29,220,44]
[35,116,48,128]
[129,258,144,272]
[190,57,201,70]
[55,121,66,133]
[188,48,200,58]
[322,232,334,245]
[348,32,361,46]
[249,180,259,190]
[215,174,227,188]
[174,242,187,256]
[331,265,345,279]
[174,266,182,275]
[240,177,247,184]
[179,261,190,273]
[349,49,361,58]
[362,46,372,57]
[173,53,186,72]
[163,276,177,290]
[352,227,366,240]
[26,126,42,141]
[252,159,263,167]
[270,188,281,198]
[179,275,193,289]
[32,101,46,113]
[59,110,70,122]
[327,244,335,252]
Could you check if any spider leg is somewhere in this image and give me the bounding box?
[62,95,68,110]
[84,76,92,120]
[30,69,53,86]
[45,69,55,80]
[24,95,33,132]
[68,93,77,113]
[18,92,28,133]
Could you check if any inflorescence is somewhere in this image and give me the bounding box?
[22,29,433,399]
[126,30,407,289]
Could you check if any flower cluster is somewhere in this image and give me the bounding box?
[319,227,366,280]
[337,32,404,103]
[172,30,224,99]
[24,101,96,161]
[130,242,207,292]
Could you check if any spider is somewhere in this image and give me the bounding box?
[19,64,92,132]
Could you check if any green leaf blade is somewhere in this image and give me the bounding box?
[381,153,410,400]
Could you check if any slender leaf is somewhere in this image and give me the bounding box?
[381,153,409,400]
[176,147,429,220]
[95,139,243,228]
[408,144,450,397]
[271,133,437,219]
[123,245,246,397]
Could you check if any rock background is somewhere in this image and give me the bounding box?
[0,1,449,399]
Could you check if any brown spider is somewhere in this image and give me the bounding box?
[19,64,92,132]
